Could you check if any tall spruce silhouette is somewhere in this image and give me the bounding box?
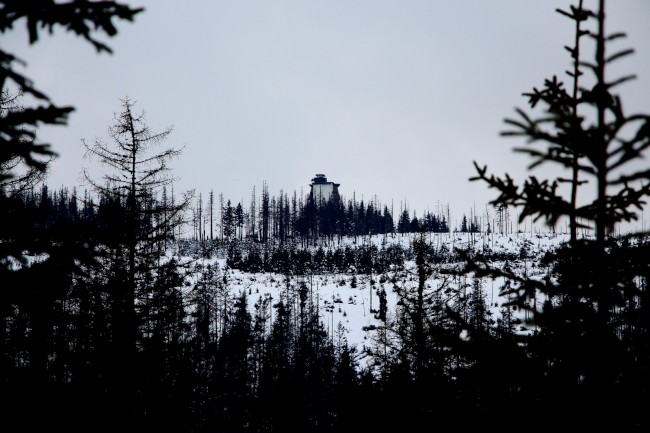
[81,97,191,425]
[469,0,649,430]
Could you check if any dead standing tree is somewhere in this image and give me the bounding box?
[82,96,191,418]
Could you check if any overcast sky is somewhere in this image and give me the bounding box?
[6,0,650,231]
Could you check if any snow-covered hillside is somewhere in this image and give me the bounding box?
[178,230,576,356]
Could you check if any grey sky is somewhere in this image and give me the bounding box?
[6,0,650,231]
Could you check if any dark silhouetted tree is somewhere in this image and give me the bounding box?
[468,1,649,429]
[81,96,190,423]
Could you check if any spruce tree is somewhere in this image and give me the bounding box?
[81,96,191,422]
[468,1,649,429]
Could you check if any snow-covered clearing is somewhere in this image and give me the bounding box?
[179,231,577,354]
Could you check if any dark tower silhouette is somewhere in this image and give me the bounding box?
[309,173,340,204]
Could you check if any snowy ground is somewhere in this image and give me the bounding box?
[182,231,576,353]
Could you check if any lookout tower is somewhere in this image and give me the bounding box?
[310,173,340,204]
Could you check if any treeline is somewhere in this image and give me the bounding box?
[191,184,452,246]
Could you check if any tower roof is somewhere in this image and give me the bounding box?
[310,173,340,187]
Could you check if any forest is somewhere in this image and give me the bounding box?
[1,1,649,432]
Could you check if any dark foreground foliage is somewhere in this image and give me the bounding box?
[1,186,648,432]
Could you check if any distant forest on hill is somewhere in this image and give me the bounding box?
[2,184,503,276]
[188,182,453,243]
